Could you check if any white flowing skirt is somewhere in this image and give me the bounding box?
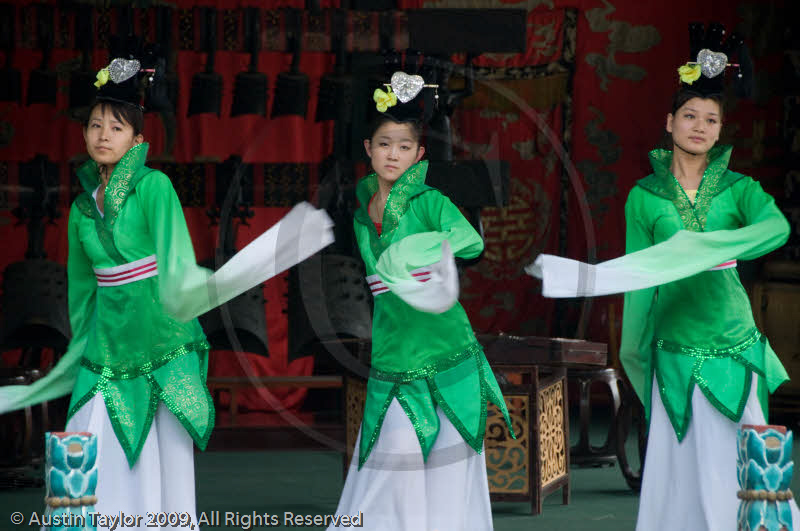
[637,375,800,531]
[329,399,493,531]
[64,394,199,530]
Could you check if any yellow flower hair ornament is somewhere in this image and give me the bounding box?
[373,87,397,113]
[678,63,702,84]
[94,68,110,88]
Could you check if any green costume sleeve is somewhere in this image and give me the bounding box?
[619,188,657,411]
[729,177,791,260]
[531,180,790,299]
[135,172,214,323]
[413,190,484,259]
[0,204,96,413]
[378,190,484,270]
[67,202,98,344]
[375,191,484,313]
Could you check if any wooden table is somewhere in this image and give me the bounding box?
[477,334,607,367]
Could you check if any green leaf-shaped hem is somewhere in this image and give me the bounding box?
[358,343,514,469]
[67,344,214,467]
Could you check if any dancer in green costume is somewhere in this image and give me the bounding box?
[0,55,332,529]
[530,23,800,530]
[328,74,512,531]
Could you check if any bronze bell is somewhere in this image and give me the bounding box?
[316,158,359,255]
[188,7,223,117]
[68,6,96,115]
[145,8,179,114]
[271,9,308,118]
[287,253,373,413]
[1,155,70,352]
[287,253,372,362]
[1,260,69,352]
[0,368,51,488]
[0,4,21,103]
[315,10,353,124]
[195,275,270,357]
[143,50,172,114]
[231,7,268,117]
[197,157,269,356]
[26,4,57,106]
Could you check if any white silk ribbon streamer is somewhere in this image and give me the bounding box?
[164,201,335,322]
[526,221,787,298]
[375,233,459,314]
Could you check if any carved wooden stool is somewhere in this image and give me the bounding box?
[568,367,622,467]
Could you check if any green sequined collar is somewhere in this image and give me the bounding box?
[75,142,151,226]
[76,142,150,193]
[638,145,743,231]
[644,144,733,198]
[354,160,432,255]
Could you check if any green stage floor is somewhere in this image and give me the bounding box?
[2,442,799,530]
[2,415,799,530]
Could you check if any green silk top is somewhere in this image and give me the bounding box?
[353,160,513,468]
[621,145,790,441]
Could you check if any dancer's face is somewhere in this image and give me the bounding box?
[666,97,722,156]
[364,121,425,185]
[83,104,143,169]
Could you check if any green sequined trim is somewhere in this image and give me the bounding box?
[75,193,96,219]
[66,381,104,420]
[691,169,742,234]
[104,144,149,227]
[369,342,483,383]
[73,192,126,262]
[695,364,753,423]
[67,348,214,466]
[102,378,159,466]
[74,143,152,263]
[393,391,427,449]
[640,145,744,231]
[146,372,215,452]
[428,358,487,453]
[675,181,704,232]
[66,376,156,466]
[358,347,515,468]
[656,367,755,442]
[654,366,693,441]
[358,384,400,469]
[80,340,211,379]
[354,160,432,259]
[643,145,732,199]
[94,214,126,263]
[654,329,765,441]
[656,328,762,359]
[381,160,428,234]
